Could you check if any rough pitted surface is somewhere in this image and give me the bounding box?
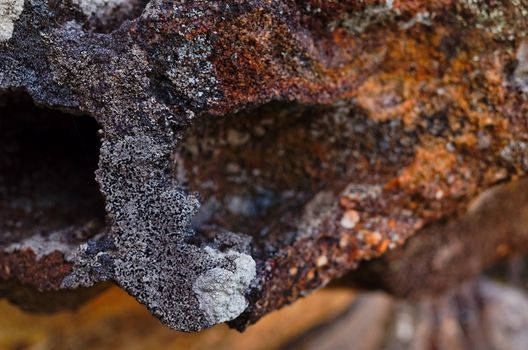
[1,0,528,332]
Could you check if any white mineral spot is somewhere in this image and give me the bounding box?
[0,0,24,42]
[193,247,256,325]
[316,255,328,267]
[72,0,127,18]
[340,209,360,229]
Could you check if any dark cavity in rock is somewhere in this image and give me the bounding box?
[0,92,106,245]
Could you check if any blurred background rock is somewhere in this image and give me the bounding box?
[0,286,355,350]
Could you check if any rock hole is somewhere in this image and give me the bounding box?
[0,92,106,246]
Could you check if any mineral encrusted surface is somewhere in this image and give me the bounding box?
[1,0,528,332]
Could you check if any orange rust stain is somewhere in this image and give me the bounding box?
[397,146,457,195]
[376,240,390,255]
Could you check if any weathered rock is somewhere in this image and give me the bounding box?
[1,0,528,332]
[341,177,528,298]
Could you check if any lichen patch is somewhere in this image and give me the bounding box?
[0,0,24,42]
[193,247,256,326]
[72,0,127,19]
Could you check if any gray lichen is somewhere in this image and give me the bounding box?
[462,0,528,41]
[501,141,528,173]
[193,247,256,326]
[72,0,127,18]
[5,225,95,260]
[329,2,398,34]
[0,0,24,42]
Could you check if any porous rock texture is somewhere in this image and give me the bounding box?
[1,0,528,333]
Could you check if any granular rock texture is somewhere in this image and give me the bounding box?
[1,0,528,333]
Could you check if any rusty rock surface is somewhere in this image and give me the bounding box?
[1,0,528,332]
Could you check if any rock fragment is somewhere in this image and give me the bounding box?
[1,0,528,333]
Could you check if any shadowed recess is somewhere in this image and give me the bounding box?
[0,93,106,246]
[175,102,417,259]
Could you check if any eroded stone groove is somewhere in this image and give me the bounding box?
[1,0,528,334]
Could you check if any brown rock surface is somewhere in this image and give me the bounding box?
[1,0,528,334]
